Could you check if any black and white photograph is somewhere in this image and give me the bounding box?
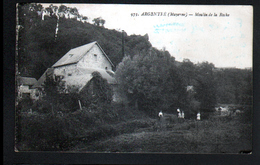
[15,3,253,153]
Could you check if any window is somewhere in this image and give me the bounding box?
[94,54,97,61]
[69,54,74,57]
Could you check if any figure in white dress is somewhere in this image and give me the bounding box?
[181,111,185,118]
[177,108,181,118]
[158,111,163,121]
[197,112,201,120]
[158,111,163,117]
[177,108,185,119]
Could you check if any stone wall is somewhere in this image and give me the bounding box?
[77,44,112,70]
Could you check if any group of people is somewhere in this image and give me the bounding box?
[158,108,201,121]
[177,108,185,119]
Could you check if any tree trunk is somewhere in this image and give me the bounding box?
[54,15,59,40]
[135,99,138,110]
[78,100,82,110]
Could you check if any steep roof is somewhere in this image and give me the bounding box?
[17,77,37,86]
[52,41,114,68]
[32,68,54,88]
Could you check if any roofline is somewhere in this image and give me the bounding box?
[17,76,37,79]
[95,42,115,67]
[52,41,114,68]
[52,62,77,68]
[52,41,97,68]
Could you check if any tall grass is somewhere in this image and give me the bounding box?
[16,102,154,151]
[182,115,251,153]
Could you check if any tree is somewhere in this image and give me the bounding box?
[45,7,53,16]
[214,68,252,105]
[49,4,58,15]
[42,68,65,115]
[82,16,88,23]
[58,5,67,13]
[179,59,197,86]
[100,19,105,27]
[79,71,113,107]
[214,69,236,104]
[115,50,183,117]
[69,7,79,15]
[92,17,100,26]
[124,34,152,57]
[92,17,106,27]
[194,62,217,112]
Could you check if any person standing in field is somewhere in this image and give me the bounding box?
[158,111,163,120]
[177,108,185,122]
[197,112,201,120]
[158,111,164,131]
[177,108,181,118]
[181,111,185,119]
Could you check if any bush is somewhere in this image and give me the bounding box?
[17,111,92,151]
[17,102,121,151]
[16,96,33,112]
[79,71,113,107]
[58,93,81,112]
[16,93,154,151]
[31,99,52,113]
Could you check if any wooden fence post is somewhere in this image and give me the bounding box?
[78,100,82,110]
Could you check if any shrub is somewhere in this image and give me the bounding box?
[31,99,52,113]
[58,93,80,112]
[17,111,91,151]
[16,96,33,112]
[79,71,113,107]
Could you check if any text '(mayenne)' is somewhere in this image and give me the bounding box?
[131,12,230,17]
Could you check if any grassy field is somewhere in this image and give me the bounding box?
[17,102,252,153]
[74,114,252,153]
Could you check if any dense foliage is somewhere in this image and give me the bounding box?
[115,54,252,118]
[17,3,151,79]
[115,51,219,117]
[79,71,113,107]
[115,50,183,115]
[214,68,252,105]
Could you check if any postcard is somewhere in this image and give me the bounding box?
[15,3,253,154]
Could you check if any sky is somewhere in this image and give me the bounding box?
[41,4,253,68]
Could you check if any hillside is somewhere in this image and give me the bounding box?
[17,4,153,79]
